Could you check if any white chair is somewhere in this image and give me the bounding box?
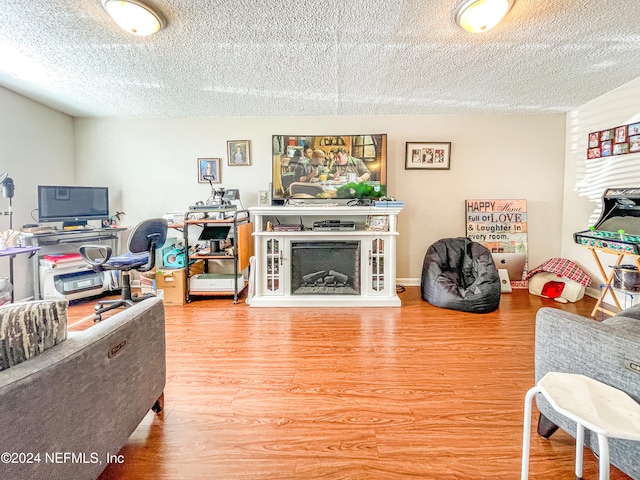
[522,371,640,480]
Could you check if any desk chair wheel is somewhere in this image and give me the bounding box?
[94,314,102,322]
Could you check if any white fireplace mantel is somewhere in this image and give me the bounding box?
[248,205,403,307]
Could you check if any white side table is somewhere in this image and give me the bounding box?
[521,372,640,480]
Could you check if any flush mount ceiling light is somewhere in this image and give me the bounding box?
[455,0,515,33]
[102,0,166,36]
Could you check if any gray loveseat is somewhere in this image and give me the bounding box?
[535,305,640,479]
[0,297,166,480]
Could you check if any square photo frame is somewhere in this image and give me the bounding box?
[258,190,270,206]
[405,142,451,170]
[197,158,221,183]
[365,215,389,231]
[227,140,251,166]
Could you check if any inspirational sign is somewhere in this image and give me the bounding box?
[465,199,528,285]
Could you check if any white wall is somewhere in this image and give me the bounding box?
[0,87,75,299]
[75,114,566,281]
[561,77,640,297]
[8,75,640,297]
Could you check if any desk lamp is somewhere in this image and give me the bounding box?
[0,172,14,229]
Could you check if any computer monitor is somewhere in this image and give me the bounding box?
[198,225,231,252]
[38,185,109,228]
[491,253,527,281]
[198,225,231,241]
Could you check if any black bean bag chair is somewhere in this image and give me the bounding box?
[421,237,501,313]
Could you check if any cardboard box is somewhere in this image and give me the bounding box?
[153,261,205,306]
[156,268,186,305]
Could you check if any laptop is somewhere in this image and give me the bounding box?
[491,253,527,281]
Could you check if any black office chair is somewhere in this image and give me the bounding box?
[80,218,168,321]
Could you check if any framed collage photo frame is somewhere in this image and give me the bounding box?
[227,140,251,166]
[405,142,451,170]
[588,122,640,158]
[197,158,221,183]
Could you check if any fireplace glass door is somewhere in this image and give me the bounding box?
[370,238,385,292]
[290,241,360,295]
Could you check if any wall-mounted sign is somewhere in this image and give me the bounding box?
[465,199,528,285]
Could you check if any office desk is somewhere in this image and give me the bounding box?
[22,228,126,300]
[0,246,40,303]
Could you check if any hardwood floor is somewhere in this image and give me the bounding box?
[67,288,631,479]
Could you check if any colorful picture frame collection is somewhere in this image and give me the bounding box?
[587,122,640,159]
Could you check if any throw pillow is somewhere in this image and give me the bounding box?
[0,300,68,371]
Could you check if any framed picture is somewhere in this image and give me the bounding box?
[227,140,251,166]
[258,190,270,206]
[405,142,451,170]
[600,129,614,141]
[365,215,389,231]
[613,143,629,155]
[587,148,601,159]
[197,158,221,183]
[614,126,627,143]
[586,123,639,158]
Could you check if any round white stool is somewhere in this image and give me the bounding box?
[521,372,640,480]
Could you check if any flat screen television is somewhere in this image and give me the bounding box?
[272,134,387,203]
[38,185,109,227]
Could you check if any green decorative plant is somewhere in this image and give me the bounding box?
[336,183,386,199]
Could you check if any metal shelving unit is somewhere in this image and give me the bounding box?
[183,208,252,303]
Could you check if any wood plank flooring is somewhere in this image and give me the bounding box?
[66,288,631,479]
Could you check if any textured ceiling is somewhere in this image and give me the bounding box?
[0,0,639,118]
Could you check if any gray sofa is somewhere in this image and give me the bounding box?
[535,305,640,479]
[0,297,166,480]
